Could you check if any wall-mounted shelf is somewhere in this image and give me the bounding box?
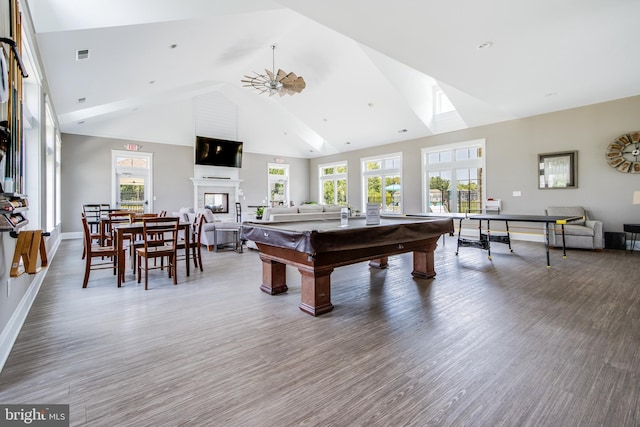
[0,194,28,232]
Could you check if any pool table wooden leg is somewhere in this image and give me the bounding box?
[298,267,334,316]
[259,256,288,295]
[411,241,438,279]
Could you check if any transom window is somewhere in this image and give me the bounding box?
[319,162,347,205]
[361,153,402,214]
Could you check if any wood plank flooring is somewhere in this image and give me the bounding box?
[0,237,639,426]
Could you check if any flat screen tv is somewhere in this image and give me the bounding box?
[195,136,243,168]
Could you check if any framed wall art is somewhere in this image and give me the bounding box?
[538,151,577,189]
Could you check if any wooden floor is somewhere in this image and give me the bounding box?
[1,236,639,426]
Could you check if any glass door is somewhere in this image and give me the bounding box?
[116,175,148,213]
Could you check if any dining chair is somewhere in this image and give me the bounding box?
[81,214,117,288]
[136,216,179,290]
[176,213,204,272]
[107,210,133,243]
[81,212,103,259]
[82,204,101,233]
[235,202,242,223]
[99,203,111,214]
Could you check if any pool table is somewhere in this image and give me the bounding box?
[240,216,454,316]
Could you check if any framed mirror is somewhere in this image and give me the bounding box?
[538,151,577,189]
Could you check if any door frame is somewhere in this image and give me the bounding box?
[111,150,154,213]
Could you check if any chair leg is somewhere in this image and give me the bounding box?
[82,258,91,288]
[171,255,177,285]
[144,257,149,290]
[197,245,203,272]
[192,245,198,269]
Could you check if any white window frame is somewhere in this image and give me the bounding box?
[421,139,486,214]
[318,161,348,205]
[267,163,289,207]
[361,152,403,215]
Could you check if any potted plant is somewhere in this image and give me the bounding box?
[255,206,264,220]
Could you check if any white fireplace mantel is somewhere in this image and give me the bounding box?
[190,177,243,211]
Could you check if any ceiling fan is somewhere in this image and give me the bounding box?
[241,45,306,97]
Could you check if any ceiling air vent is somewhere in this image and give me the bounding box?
[76,49,89,60]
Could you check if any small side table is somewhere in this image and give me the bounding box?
[623,223,640,252]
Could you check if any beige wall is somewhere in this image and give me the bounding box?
[62,134,194,233]
[309,95,640,233]
[61,134,311,233]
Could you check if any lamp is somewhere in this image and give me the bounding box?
[241,45,306,97]
[633,191,640,205]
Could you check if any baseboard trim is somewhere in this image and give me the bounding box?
[0,234,60,373]
[62,231,82,240]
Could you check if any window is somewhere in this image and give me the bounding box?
[267,163,289,206]
[23,35,43,229]
[422,140,486,214]
[45,101,56,231]
[319,162,347,205]
[361,153,402,214]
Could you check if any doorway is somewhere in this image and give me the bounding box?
[112,150,153,213]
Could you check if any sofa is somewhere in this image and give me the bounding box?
[261,204,343,222]
[545,206,603,250]
[245,204,344,250]
[174,207,240,251]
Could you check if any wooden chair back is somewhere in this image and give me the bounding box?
[136,217,180,289]
[83,204,101,233]
[81,214,117,288]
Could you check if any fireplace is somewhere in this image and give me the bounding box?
[190,177,242,216]
[204,192,229,213]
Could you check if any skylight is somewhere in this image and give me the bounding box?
[434,87,455,114]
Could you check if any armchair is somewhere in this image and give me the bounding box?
[545,206,603,250]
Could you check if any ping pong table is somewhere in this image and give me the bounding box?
[413,213,583,267]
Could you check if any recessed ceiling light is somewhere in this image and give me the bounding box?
[170,44,177,49]
[77,97,86,103]
[149,80,155,84]
[398,129,408,133]
[345,141,351,145]
[78,120,85,124]
[477,41,493,50]
[544,92,557,97]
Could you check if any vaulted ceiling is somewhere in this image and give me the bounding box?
[25,0,640,158]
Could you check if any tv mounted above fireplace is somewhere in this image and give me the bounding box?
[195,136,243,168]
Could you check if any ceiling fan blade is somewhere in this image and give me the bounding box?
[275,69,287,82]
[265,69,274,80]
[282,76,306,93]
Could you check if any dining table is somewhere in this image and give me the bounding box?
[112,220,192,287]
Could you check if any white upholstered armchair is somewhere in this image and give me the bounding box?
[545,206,603,250]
